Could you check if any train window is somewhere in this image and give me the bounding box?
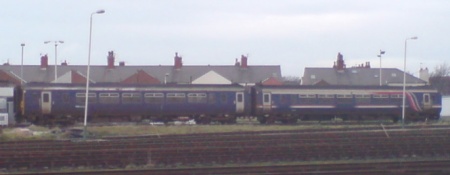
[336,94,353,104]
[424,94,430,103]
[188,93,207,103]
[372,94,389,104]
[76,93,97,104]
[298,94,316,104]
[99,93,120,104]
[221,93,227,103]
[122,93,142,104]
[337,94,352,98]
[144,93,164,104]
[167,93,186,103]
[43,93,49,103]
[355,94,370,104]
[373,94,388,98]
[237,93,243,103]
[355,94,370,98]
[317,94,334,104]
[31,92,40,103]
[263,94,269,103]
[318,94,334,98]
[390,94,403,98]
[298,94,316,98]
[208,93,216,104]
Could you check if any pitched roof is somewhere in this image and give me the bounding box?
[0,64,282,85]
[192,70,231,84]
[302,67,427,86]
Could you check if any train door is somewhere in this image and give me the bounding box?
[236,92,244,113]
[423,93,432,110]
[41,91,52,114]
[263,92,271,112]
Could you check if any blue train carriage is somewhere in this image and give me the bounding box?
[20,83,251,125]
[253,85,441,124]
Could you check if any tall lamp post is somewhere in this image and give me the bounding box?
[84,9,105,140]
[402,36,418,126]
[378,50,385,86]
[20,43,25,84]
[44,40,64,83]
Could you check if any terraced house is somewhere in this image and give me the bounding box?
[0,51,283,86]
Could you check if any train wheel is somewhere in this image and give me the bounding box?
[257,116,267,124]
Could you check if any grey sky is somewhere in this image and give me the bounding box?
[1,0,449,77]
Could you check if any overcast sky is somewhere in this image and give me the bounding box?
[1,0,449,77]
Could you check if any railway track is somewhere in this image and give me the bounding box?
[9,159,450,175]
[1,127,450,173]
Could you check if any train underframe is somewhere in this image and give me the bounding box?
[257,110,441,124]
[22,112,239,126]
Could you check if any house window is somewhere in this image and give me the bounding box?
[310,75,316,79]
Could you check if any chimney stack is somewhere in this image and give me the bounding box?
[334,52,345,70]
[420,67,430,84]
[174,52,182,69]
[240,55,248,68]
[119,61,125,66]
[41,54,48,69]
[107,51,115,69]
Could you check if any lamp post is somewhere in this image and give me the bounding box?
[378,50,385,86]
[402,36,418,127]
[84,9,105,140]
[20,43,25,84]
[44,40,64,83]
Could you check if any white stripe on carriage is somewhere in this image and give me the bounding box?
[355,105,398,108]
[290,105,335,108]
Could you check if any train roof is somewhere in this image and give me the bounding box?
[254,84,438,91]
[22,82,246,91]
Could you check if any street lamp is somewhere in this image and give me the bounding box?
[84,9,105,139]
[20,43,25,84]
[44,40,64,83]
[402,36,418,127]
[378,50,385,86]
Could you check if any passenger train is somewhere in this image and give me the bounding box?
[5,82,443,125]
